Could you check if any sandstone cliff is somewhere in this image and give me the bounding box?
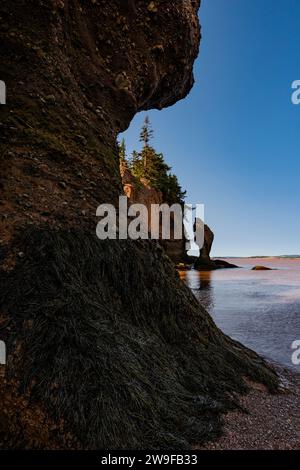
[121,162,163,221]
[121,163,216,264]
[121,162,186,261]
[0,0,277,449]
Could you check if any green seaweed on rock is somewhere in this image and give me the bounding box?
[0,227,278,449]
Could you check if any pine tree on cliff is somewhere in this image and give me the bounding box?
[130,150,144,180]
[130,116,186,205]
[164,173,186,206]
[118,138,129,176]
[138,116,169,186]
[139,116,156,173]
[140,115,153,144]
[118,138,127,164]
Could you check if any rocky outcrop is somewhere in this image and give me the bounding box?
[121,163,187,261]
[121,166,218,264]
[201,224,214,259]
[213,259,239,269]
[194,226,238,270]
[252,266,272,271]
[121,162,163,226]
[194,224,215,268]
[0,0,277,450]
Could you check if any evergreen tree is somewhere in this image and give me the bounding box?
[128,116,186,205]
[164,174,186,205]
[118,138,127,164]
[130,150,144,180]
[139,116,153,148]
[139,116,155,170]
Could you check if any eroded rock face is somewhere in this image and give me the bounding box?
[195,227,239,270]
[121,163,163,221]
[0,0,201,244]
[201,224,214,261]
[121,165,216,263]
[121,163,185,261]
[0,0,277,450]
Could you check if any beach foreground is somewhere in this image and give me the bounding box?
[197,363,300,450]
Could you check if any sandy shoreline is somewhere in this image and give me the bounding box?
[196,363,300,450]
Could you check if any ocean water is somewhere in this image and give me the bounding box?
[179,258,300,371]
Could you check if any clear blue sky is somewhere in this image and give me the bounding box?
[120,0,300,257]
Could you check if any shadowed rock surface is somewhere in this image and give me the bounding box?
[0,0,277,449]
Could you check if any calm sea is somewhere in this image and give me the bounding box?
[179,258,300,371]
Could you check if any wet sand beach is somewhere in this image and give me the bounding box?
[196,363,300,450]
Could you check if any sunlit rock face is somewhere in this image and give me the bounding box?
[121,164,216,264]
[120,163,187,262]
